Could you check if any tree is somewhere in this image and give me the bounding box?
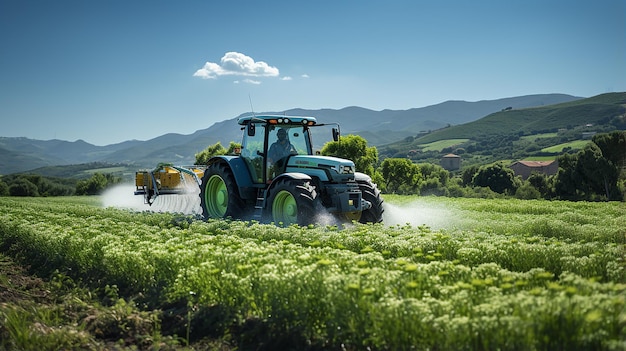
[576,143,619,200]
[226,141,242,155]
[553,141,621,201]
[379,158,422,194]
[472,162,519,194]
[527,172,549,198]
[0,179,8,196]
[194,141,241,165]
[416,163,449,195]
[321,134,378,175]
[592,131,626,170]
[9,178,39,196]
[553,153,583,200]
[515,182,542,200]
[461,165,479,186]
[195,142,230,165]
[76,173,108,195]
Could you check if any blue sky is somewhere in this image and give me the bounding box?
[1,0,624,146]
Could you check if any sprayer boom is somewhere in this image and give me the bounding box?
[134,165,204,205]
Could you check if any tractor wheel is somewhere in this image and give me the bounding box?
[357,179,384,224]
[200,162,246,220]
[266,178,318,227]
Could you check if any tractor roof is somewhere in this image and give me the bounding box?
[237,115,317,126]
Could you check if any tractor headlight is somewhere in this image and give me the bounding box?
[338,165,354,174]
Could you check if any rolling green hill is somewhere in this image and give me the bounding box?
[379,92,626,166]
[413,92,625,143]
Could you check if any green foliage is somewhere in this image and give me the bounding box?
[0,196,624,350]
[472,162,520,194]
[379,158,422,194]
[0,179,9,196]
[8,178,39,197]
[194,141,241,165]
[527,172,550,198]
[593,130,626,170]
[23,162,133,179]
[321,134,378,175]
[416,163,449,195]
[461,165,479,186]
[75,173,120,196]
[2,174,76,197]
[553,132,625,201]
[195,142,227,165]
[514,182,542,199]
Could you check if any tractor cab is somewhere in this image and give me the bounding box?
[238,116,322,183]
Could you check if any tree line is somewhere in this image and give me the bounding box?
[2,131,623,202]
[190,131,625,201]
[0,173,122,197]
[320,131,625,201]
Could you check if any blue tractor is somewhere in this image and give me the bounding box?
[199,115,384,226]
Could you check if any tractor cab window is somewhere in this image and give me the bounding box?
[267,126,310,178]
[241,123,266,184]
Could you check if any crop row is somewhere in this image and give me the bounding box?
[0,196,624,350]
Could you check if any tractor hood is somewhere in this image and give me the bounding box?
[285,155,356,182]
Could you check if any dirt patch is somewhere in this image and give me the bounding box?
[0,255,50,305]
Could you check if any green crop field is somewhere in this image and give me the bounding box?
[418,139,469,152]
[0,195,624,350]
[541,140,591,153]
[519,133,558,141]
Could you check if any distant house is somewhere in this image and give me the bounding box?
[510,160,559,180]
[440,153,461,171]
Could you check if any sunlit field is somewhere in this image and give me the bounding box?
[0,195,624,350]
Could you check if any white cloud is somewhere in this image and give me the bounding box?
[233,79,261,85]
[193,52,280,79]
[301,74,310,78]
[243,79,261,85]
[281,76,292,81]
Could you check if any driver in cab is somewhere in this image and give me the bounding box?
[268,128,296,174]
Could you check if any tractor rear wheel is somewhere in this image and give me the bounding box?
[266,178,318,227]
[200,162,246,220]
[357,179,384,223]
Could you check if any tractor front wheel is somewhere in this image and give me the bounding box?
[200,162,246,220]
[266,178,318,227]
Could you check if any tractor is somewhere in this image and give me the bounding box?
[136,115,384,226]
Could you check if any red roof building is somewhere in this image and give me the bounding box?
[510,160,559,180]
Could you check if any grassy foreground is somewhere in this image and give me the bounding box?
[0,195,624,350]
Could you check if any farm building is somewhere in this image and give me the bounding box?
[510,160,559,180]
[440,153,461,171]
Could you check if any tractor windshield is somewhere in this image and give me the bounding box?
[266,125,311,179]
[267,126,310,161]
[240,123,313,184]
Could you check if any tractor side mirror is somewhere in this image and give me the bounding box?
[332,127,340,142]
[247,123,256,137]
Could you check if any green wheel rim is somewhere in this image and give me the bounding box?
[205,175,228,217]
[272,190,298,225]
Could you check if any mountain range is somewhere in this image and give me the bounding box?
[0,94,587,175]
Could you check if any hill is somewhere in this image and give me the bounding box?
[379,92,626,166]
[0,94,583,174]
[412,92,625,143]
